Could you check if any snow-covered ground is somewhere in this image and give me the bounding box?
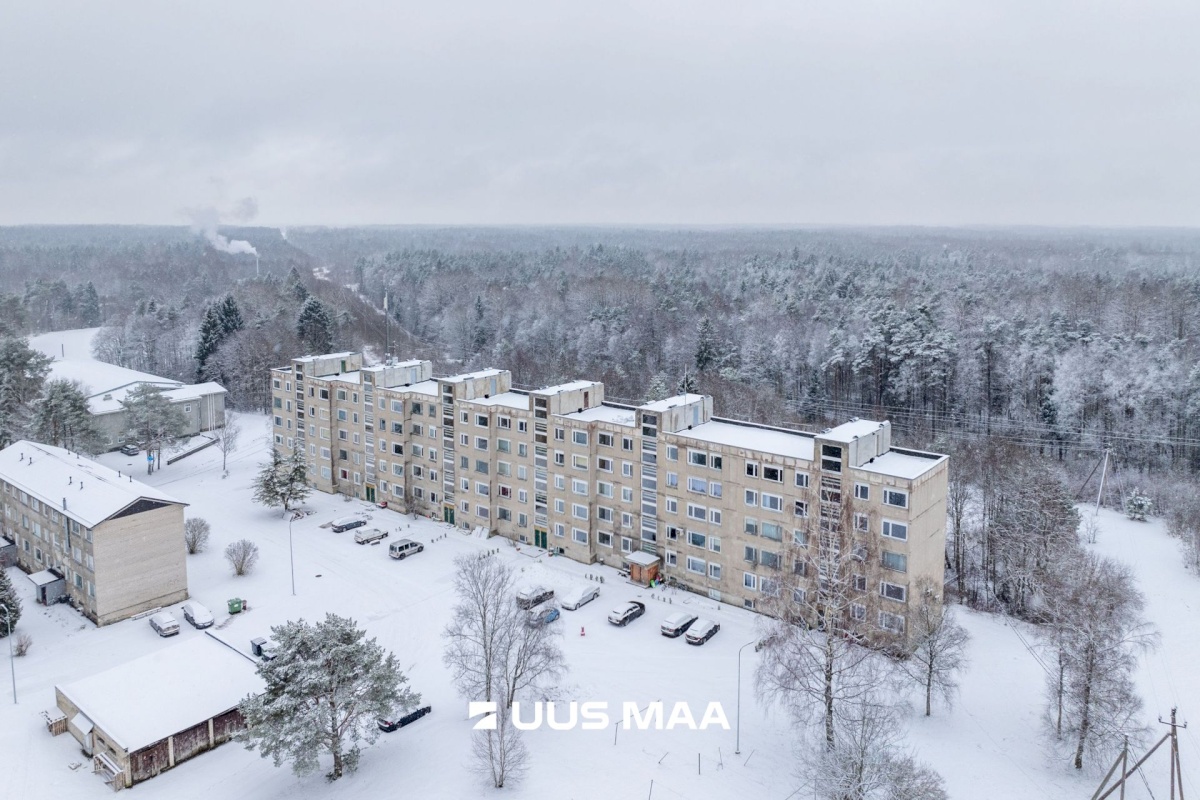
[1,416,1196,798]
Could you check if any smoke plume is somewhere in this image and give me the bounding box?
[186,198,258,256]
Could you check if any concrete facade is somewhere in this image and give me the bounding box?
[271,353,948,636]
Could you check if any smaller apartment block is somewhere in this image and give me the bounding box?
[272,354,948,634]
[0,441,188,625]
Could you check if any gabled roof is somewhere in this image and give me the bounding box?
[0,441,185,528]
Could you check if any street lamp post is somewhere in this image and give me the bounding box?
[289,511,303,597]
[736,639,758,754]
[1,604,15,704]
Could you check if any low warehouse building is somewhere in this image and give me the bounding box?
[53,636,263,789]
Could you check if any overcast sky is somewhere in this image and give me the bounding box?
[1,1,1197,227]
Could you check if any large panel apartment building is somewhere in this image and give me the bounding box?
[271,353,948,632]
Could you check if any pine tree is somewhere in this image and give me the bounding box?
[238,613,419,780]
[287,266,309,303]
[281,445,311,511]
[694,316,718,372]
[252,448,286,510]
[0,567,22,637]
[78,282,101,327]
[119,383,188,470]
[0,336,53,447]
[676,371,698,394]
[33,379,104,454]
[297,298,334,354]
[218,295,244,335]
[645,372,671,402]
[194,304,225,381]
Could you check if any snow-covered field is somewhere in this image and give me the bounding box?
[2,414,1197,799]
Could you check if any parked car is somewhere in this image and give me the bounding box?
[181,601,214,629]
[526,606,561,627]
[660,612,699,638]
[149,611,179,637]
[331,516,366,533]
[119,443,140,456]
[560,585,600,611]
[353,528,389,545]
[251,637,279,661]
[607,601,646,627]
[388,539,424,559]
[516,586,554,610]
[378,705,433,732]
[685,618,720,645]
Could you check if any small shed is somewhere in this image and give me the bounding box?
[55,635,264,789]
[28,569,67,605]
[626,550,661,587]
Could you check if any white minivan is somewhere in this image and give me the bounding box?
[660,612,699,638]
[389,539,424,559]
[149,611,180,637]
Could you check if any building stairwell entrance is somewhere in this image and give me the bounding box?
[534,529,548,549]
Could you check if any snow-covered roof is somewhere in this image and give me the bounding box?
[626,551,660,566]
[88,382,227,415]
[821,419,886,444]
[28,569,63,587]
[640,393,705,413]
[536,379,596,394]
[57,636,264,752]
[405,379,440,397]
[468,392,530,410]
[0,441,185,528]
[327,371,362,385]
[294,351,356,363]
[677,420,816,461]
[856,449,946,480]
[442,368,505,382]
[561,404,638,427]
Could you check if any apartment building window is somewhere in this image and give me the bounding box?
[622,462,633,477]
[392,464,403,476]
[762,493,784,512]
[664,549,676,565]
[273,378,281,389]
[665,445,678,461]
[517,420,528,433]
[762,522,783,542]
[688,530,706,548]
[794,500,809,518]
[461,478,470,491]
[744,545,758,564]
[854,513,870,533]
[274,397,283,409]
[518,489,528,503]
[793,588,808,605]
[412,444,424,458]
[707,508,720,524]
[321,466,332,479]
[496,416,511,429]
[687,476,708,494]
[763,465,783,483]
[475,460,489,475]
[460,433,469,446]
[709,482,722,498]
[554,499,566,514]
[744,489,758,507]
[497,462,511,477]
[879,612,906,634]
[274,416,283,427]
[518,466,528,480]
[883,489,908,508]
[621,512,633,527]
[391,400,403,413]
[554,428,565,441]
[337,409,347,421]
[596,481,613,498]
[743,572,758,590]
[687,503,706,521]
[688,450,707,467]
[554,451,566,466]
[554,474,566,490]
[320,389,330,400]
[476,483,490,497]
[573,528,588,544]
[571,479,587,495]
[821,444,843,473]
[274,434,283,445]
[461,410,469,423]
[460,455,469,469]
[572,454,587,470]
[472,414,487,427]
[477,505,490,519]
[598,506,613,522]
[429,448,438,462]
[518,513,529,528]
[881,520,908,541]
[338,429,347,441]
[412,465,424,478]
[496,439,511,453]
[393,422,404,434]
[744,518,759,537]
[686,556,706,574]
[621,487,633,503]
[745,461,759,478]
[337,390,347,401]
[665,497,678,514]
[572,430,588,446]
[880,581,907,603]
[617,537,630,553]
[622,437,634,451]
[882,551,908,573]
[518,442,528,457]
[854,483,870,501]
[475,437,488,450]
[412,423,423,436]
[595,432,613,447]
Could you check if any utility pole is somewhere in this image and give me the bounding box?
[1092,707,1188,800]
[384,291,390,363]
[1,604,15,703]
[1095,447,1110,515]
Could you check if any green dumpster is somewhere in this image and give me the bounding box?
[228,598,243,614]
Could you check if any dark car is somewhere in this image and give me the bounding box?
[120,443,140,456]
[526,606,560,627]
[607,601,646,627]
[685,618,721,645]
[516,586,554,610]
[378,705,433,732]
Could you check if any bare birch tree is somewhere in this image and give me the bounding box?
[471,690,529,789]
[1041,550,1158,770]
[214,416,240,472]
[900,579,970,716]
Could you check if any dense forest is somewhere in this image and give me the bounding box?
[2,225,1198,496]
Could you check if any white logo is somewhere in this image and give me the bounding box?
[469,700,730,732]
[469,701,498,730]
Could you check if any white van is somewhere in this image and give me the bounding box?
[660,612,698,638]
[389,539,424,559]
[332,516,367,533]
[181,601,214,629]
[149,611,180,637]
